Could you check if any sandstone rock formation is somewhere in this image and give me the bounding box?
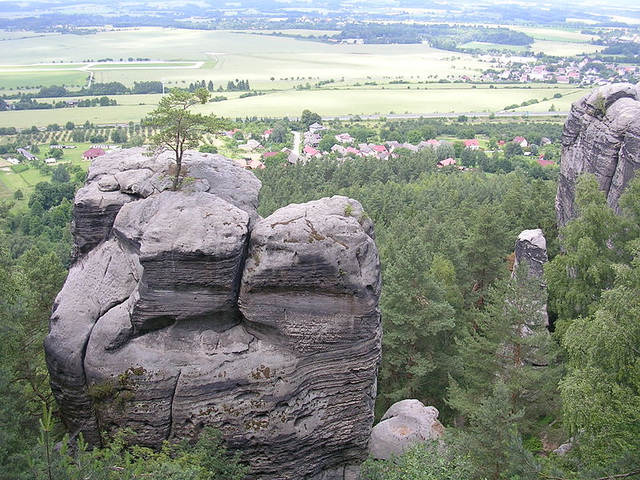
[557,82,640,226]
[512,229,548,282]
[45,149,382,480]
[511,229,551,364]
[368,399,444,460]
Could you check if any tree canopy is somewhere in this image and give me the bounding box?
[146,88,222,189]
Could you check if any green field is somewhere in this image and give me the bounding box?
[0,71,87,89]
[511,26,596,43]
[0,164,49,193]
[530,40,602,57]
[0,85,586,128]
[0,26,596,125]
[197,84,586,118]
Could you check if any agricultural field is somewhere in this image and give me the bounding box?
[196,84,585,118]
[0,26,597,126]
[510,26,603,56]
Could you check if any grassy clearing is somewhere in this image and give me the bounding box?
[0,141,97,199]
[0,164,50,200]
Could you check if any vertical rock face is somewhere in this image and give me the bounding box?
[45,149,382,480]
[557,83,640,226]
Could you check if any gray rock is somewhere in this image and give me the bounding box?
[72,148,261,258]
[46,153,381,480]
[240,196,380,352]
[181,152,262,222]
[72,183,136,257]
[554,440,574,456]
[557,83,640,226]
[511,229,551,359]
[44,239,142,445]
[513,229,548,281]
[369,400,445,460]
[238,195,382,477]
[113,190,250,333]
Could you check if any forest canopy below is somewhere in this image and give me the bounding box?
[0,123,638,478]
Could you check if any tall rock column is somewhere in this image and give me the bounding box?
[557,83,640,226]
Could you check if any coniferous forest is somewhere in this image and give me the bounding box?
[0,135,639,478]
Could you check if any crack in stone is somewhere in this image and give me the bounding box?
[167,370,182,441]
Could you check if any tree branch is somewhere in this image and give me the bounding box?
[541,470,640,480]
[597,471,640,480]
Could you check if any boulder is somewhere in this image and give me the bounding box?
[45,150,381,480]
[369,400,444,460]
[557,83,640,226]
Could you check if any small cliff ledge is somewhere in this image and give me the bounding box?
[45,149,382,480]
[557,82,640,226]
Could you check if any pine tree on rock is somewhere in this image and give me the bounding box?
[146,88,222,189]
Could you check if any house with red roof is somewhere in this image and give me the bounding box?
[83,147,106,161]
[513,136,528,147]
[245,158,265,170]
[346,146,361,156]
[537,157,556,167]
[303,145,321,158]
[463,139,480,150]
[332,145,348,155]
[335,133,355,144]
[437,158,457,168]
[225,128,241,138]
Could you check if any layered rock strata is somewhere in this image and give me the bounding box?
[558,83,640,226]
[45,149,382,480]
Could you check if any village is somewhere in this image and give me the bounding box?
[231,121,556,173]
[476,54,638,86]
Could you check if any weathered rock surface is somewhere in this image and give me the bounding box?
[511,229,551,362]
[71,148,261,257]
[369,400,444,460]
[512,229,548,282]
[557,83,640,226]
[45,149,381,480]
